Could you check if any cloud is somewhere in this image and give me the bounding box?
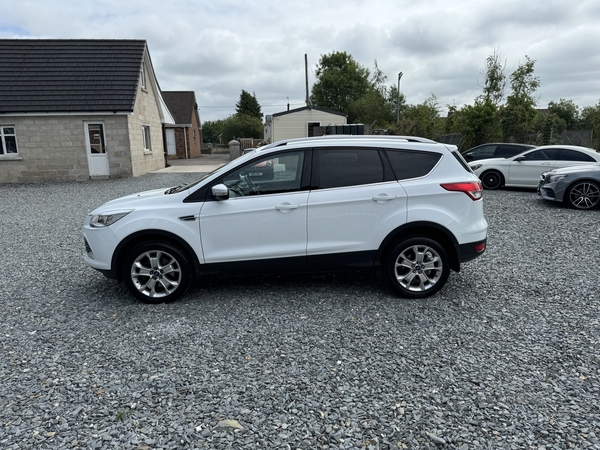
[1,0,600,121]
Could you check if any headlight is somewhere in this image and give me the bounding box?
[470,164,483,171]
[89,211,132,228]
[548,174,567,183]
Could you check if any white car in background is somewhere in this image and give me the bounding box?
[469,145,600,189]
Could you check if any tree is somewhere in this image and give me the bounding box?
[391,94,444,139]
[580,102,600,149]
[478,49,506,106]
[548,99,580,130]
[456,99,502,149]
[501,56,540,142]
[235,90,262,119]
[220,114,263,142]
[202,119,225,143]
[310,51,371,119]
[346,61,396,126]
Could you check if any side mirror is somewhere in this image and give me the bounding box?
[211,183,230,200]
[514,156,526,162]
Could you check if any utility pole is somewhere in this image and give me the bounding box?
[305,54,310,106]
[397,71,403,122]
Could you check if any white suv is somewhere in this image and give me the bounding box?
[83,136,487,303]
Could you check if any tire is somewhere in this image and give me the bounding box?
[565,181,600,210]
[481,170,503,190]
[123,241,192,304]
[384,237,450,299]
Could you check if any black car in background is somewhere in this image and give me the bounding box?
[461,143,535,162]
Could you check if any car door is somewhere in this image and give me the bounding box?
[307,147,407,269]
[199,150,309,272]
[507,148,559,186]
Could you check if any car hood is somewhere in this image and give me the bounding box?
[543,163,600,175]
[90,188,174,214]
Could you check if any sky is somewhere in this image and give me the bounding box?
[1,0,600,123]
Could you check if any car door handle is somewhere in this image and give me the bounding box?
[275,202,299,212]
[372,194,397,203]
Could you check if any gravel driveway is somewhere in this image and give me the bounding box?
[1,174,599,449]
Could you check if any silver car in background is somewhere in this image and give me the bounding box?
[538,163,600,210]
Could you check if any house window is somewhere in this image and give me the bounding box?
[140,61,147,90]
[142,125,152,152]
[307,122,320,137]
[0,126,18,156]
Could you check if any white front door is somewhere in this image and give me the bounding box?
[85,122,109,177]
[166,128,176,156]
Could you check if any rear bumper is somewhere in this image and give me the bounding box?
[457,238,487,264]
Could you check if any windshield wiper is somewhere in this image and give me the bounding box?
[165,183,187,195]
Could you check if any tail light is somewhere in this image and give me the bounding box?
[440,181,483,201]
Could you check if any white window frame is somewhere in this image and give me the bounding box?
[0,125,19,157]
[142,125,152,153]
[140,61,147,90]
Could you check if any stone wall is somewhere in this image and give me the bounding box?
[0,115,131,183]
[128,75,166,177]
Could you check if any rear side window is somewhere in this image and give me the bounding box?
[317,148,384,188]
[558,149,596,162]
[386,149,442,180]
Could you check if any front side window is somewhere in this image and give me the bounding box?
[222,151,305,197]
[316,148,384,189]
[525,149,559,161]
[0,126,18,156]
[386,149,442,180]
[142,125,152,152]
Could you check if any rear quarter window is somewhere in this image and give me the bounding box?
[386,149,443,180]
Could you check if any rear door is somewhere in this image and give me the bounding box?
[307,147,407,268]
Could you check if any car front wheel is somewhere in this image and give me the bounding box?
[566,181,600,210]
[384,237,450,298]
[123,241,191,303]
[481,170,503,190]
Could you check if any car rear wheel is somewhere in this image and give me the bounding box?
[384,237,450,298]
[123,241,192,303]
[481,170,503,190]
[566,181,600,210]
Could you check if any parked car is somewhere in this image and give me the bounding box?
[461,143,535,162]
[469,145,600,189]
[538,163,600,210]
[83,135,488,303]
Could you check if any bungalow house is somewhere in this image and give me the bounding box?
[162,91,202,159]
[0,39,174,183]
[263,105,347,143]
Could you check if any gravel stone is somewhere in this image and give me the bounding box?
[1,175,599,449]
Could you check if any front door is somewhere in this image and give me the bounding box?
[85,122,109,177]
[166,128,176,156]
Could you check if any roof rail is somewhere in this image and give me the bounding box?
[260,135,438,150]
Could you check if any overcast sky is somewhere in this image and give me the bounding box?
[1,0,599,123]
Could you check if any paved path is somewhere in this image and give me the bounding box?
[153,154,230,173]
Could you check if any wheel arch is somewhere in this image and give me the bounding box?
[111,230,201,282]
[375,222,460,272]
[480,168,505,189]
